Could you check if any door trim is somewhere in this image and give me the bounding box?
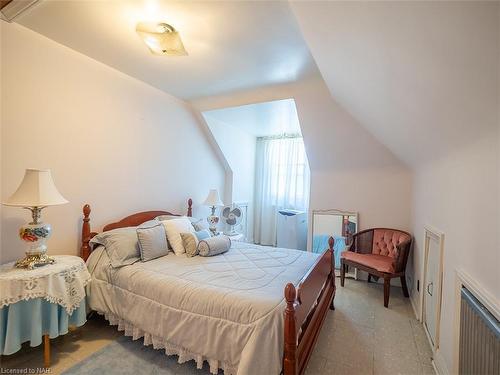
[420,225,445,352]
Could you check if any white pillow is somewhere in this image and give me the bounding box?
[161,217,195,255]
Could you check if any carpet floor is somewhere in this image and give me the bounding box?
[2,279,435,375]
[62,335,219,375]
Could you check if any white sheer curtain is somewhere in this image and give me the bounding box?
[254,136,310,246]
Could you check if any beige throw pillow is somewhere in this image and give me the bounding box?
[181,232,199,257]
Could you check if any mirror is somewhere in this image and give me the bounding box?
[311,209,358,270]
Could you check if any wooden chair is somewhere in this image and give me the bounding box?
[340,228,412,308]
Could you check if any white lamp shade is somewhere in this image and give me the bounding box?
[3,169,68,207]
[203,189,223,207]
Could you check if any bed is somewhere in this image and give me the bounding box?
[80,199,335,375]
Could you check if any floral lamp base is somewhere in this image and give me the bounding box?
[17,221,54,270]
[207,215,219,236]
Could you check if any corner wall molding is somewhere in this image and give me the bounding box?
[455,269,499,320]
[432,349,450,375]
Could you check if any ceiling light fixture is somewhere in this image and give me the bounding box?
[136,22,187,56]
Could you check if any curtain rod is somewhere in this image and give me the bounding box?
[257,133,302,141]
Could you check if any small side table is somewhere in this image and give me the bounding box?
[0,255,91,367]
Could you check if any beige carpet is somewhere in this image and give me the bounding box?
[1,279,435,375]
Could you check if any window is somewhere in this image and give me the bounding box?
[265,136,309,209]
[254,135,310,245]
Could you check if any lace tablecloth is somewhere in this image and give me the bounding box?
[0,255,90,314]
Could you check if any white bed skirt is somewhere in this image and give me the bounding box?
[102,311,237,374]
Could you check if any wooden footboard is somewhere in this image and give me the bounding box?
[283,238,335,375]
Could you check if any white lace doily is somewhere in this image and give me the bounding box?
[0,255,91,314]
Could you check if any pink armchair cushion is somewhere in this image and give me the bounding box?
[341,252,395,274]
[372,229,410,258]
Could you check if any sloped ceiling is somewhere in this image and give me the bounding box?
[16,0,318,100]
[191,78,408,172]
[203,99,302,137]
[290,1,499,167]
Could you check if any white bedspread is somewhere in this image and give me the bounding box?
[87,242,320,375]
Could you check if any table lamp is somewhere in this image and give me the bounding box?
[203,189,223,235]
[3,169,68,269]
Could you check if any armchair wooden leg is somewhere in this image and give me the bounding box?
[367,274,372,283]
[400,276,409,298]
[340,262,346,287]
[383,277,390,308]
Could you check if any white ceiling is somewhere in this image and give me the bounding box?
[16,0,318,100]
[203,98,301,138]
[291,1,499,166]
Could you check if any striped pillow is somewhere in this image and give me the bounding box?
[137,220,169,261]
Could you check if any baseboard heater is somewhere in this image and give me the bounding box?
[459,287,500,374]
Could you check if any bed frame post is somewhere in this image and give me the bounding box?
[283,283,298,375]
[328,236,335,310]
[187,198,193,217]
[81,204,91,261]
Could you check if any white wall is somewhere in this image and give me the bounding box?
[192,77,413,247]
[293,78,412,230]
[203,115,256,241]
[410,127,499,372]
[290,1,499,168]
[410,6,498,373]
[290,4,499,372]
[0,22,3,257]
[0,23,225,263]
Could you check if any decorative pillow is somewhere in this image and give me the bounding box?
[89,227,140,268]
[181,232,199,257]
[161,217,195,255]
[181,230,212,257]
[137,220,169,261]
[198,236,231,257]
[194,229,211,241]
[155,215,207,232]
[153,215,175,249]
[154,214,178,222]
[189,217,207,231]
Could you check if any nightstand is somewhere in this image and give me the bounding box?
[0,255,91,367]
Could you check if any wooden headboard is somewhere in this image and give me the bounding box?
[80,198,193,261]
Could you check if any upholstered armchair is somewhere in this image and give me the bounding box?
[340,228,412,307]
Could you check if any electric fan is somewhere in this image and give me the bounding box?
[221,204,243,235]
